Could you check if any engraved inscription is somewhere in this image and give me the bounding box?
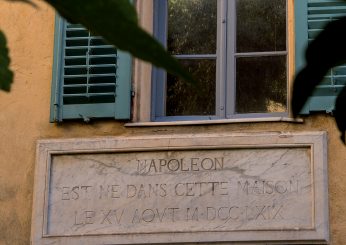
[47,148,312,236]
[136,157,224,174]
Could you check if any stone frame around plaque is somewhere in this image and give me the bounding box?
[31,132,329,244]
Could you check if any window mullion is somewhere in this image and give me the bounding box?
[226,0,237,118]
[215,0,227,119]
[152,0,168,119]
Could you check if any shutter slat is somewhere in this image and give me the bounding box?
[63,93,116,97]
[64,64,117,69]
[65,54,117,59]
[62,22,118,109]
[64,83,116,88]
[64,73,117,78]
[66,37,103,40]
[65,45,114,49]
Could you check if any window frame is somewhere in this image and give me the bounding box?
[151,0,290,122]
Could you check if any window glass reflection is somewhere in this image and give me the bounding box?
[236,56,287,114]
[166,59,216,116]
[168,0,217,55]
[236,0,286,52]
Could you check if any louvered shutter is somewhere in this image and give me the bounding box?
[50,16,131,122]
[295,0,346,114]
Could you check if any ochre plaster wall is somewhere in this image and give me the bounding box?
[1,1,346,245]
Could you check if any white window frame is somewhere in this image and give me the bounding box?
[152,0,289,122]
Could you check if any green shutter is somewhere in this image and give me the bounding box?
[50,15,132,122]
[295,0,346,114]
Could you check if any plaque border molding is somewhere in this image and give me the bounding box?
[31,132,329,244]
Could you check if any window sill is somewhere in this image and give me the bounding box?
[125,117,304,127]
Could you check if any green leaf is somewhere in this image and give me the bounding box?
[0,30,13,92]
[44,0,193,83]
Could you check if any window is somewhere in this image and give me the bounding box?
[50,16,132,122]
[152,0,288,121]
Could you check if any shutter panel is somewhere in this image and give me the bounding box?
[50,16,131,122]
[295,0,346,114]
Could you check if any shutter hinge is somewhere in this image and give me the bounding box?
[79,114,91,123]
[327,107,334,115]
[53,103,60,122]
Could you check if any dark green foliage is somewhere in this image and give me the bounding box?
[167,0,217,55]
[236,56,287,114]
[0,31,13,92]
[236,0,286,53]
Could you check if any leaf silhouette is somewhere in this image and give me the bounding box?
[335,86,346,143]
[45,0,193,83]
[5,0,36,7]
[0,0,194,92]
[292,16,346,142]
[0,30,13,92]
[292,17,346,116]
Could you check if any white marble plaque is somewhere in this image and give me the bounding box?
[31,132,329,244]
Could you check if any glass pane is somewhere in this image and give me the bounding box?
[236,0,286,53]
[166,59,216,116]
[168,0,217,55]
[236,56,287,114]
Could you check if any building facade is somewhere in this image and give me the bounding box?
[0,0,345,244]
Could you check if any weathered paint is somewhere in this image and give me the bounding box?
[0,0,346,245]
